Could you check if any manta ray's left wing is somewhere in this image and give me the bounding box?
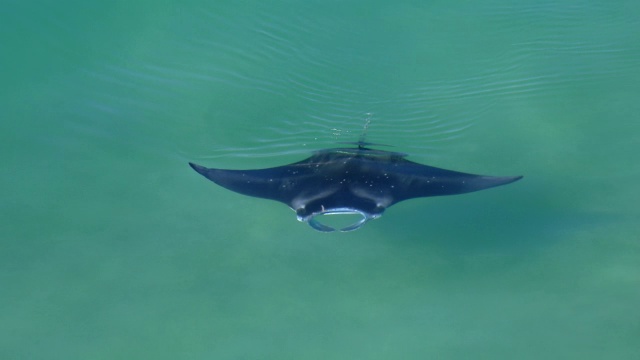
[188,161,322,206]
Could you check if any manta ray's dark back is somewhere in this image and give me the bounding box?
[189,146,522,232]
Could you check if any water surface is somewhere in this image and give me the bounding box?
[2,1,639,359]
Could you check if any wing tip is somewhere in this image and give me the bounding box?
[189,162,208,175]
[493,175,523,186]
[467,174,523,193]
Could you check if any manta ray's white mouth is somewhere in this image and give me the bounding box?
[299,207,378,232]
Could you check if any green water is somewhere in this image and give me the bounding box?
[2,1,639,359]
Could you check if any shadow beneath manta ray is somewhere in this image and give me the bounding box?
[379,177,622,257]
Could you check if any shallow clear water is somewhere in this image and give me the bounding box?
[2,1,639,359]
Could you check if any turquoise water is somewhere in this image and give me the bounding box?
[2,1,639,358]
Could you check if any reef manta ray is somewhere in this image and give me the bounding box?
[189,143,522,232]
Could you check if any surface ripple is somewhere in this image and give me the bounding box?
[18,1,638,163]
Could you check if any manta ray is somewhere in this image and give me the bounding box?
[189,143,522,232]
